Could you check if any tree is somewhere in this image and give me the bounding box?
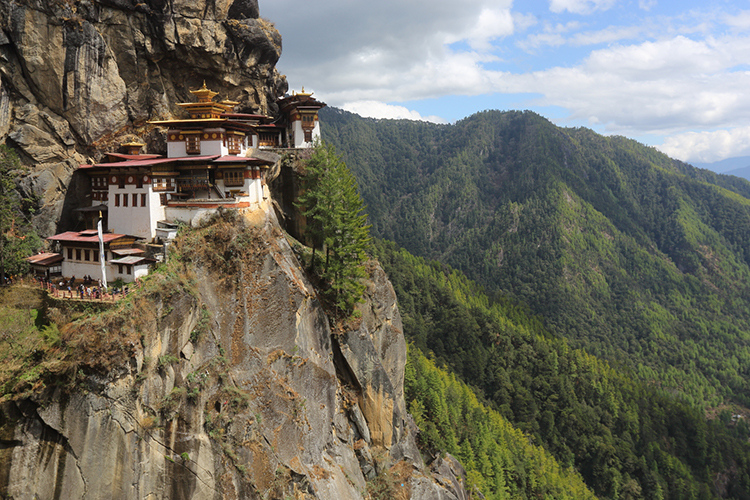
[297,141,372,314]
[0,145,41,282]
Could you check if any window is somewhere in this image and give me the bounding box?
[115,194,120,207]
[160,194,168,206]
[126,265,132,274]
[67,248,73,259]
[76,249,81,260]
[85,250,90,261]
[123,194,128,207]
[118,176,125,189]
[118,264,123,274]
[136,176,143,188]
[94,251,99,262]
[141,193,147,207]
[224,170,244,187]
[259,132,278,147]
[132,193,138,207]
[227,134,242,154]
[186,135,200,154]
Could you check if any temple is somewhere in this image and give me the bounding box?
[36,85,326,282]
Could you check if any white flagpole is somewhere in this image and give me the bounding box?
[98,211,108,290]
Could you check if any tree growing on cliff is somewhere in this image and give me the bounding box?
[297,141,371,314]
[0,145,40,282]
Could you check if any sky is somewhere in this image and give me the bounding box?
[262,0,750,165]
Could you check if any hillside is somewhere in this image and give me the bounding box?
[321,107,750,409]
[376,239,750,499]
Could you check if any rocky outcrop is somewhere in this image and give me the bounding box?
[0,0,287,236]
[0,209,468,499]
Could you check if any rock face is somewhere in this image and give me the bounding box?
[0,0,287,236]
[0,209,469,499]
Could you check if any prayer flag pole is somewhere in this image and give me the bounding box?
[98,211,108,290]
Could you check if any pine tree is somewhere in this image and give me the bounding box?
[296,141,372,314]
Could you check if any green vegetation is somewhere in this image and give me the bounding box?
[296,141,372,315]
[322,107,750,409]
[0,145,41,281]
[406,346,597,500]
[376,239,750,499]
[0,287,58,399]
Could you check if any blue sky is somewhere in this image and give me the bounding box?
[263,0,750,164]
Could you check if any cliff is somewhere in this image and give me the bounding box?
[0,208,468,499]
[0,2,472,497]
[0,0,287,236]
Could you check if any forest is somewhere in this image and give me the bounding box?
[380,239,750,499]
[318,108,750,498]
[321,107,750,410]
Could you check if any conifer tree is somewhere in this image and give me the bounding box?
[297,141,371,314]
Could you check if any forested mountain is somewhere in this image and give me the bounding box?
[379,240,750,499]
[321,107,750,411]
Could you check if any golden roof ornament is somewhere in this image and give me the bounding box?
[190,81,220,103]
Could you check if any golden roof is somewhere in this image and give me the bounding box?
[190,81,220,103]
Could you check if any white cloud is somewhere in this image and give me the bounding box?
[569,25,643,46]
[657,127,750,163]
[500,33,750,136]
[724,10,750,29]
[341,101,447,123]
[467,8,515,50]
[549,0,617,15]
[518,21,583,51]
[638,0,656,11]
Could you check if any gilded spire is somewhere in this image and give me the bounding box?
[190,81,219,103]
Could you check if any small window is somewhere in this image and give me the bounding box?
[141,193,147,207]
[118,176,125,189]
[115,194,120,207]
[186,135,200,154]
[118,264,123,274]
[132,193,138,207]
[67,248,73,259]
[94,251,99,262]
[224,170,244,187]
[160,194,167,206]
[123,194,128,207]
[126,265,132,275]
[76,249,81,260]
[85,250,90,261]
[136,176,143,189]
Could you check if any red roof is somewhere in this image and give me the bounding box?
[26,253,64,266]
[213,155,274,164]
[48,231,132,244]
[80,155,221,170]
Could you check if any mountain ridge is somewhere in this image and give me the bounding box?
[321,106,750,409]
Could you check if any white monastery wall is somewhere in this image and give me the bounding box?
[291,120,321,148]
[167,141,187,157]
[147,188,166,239]
[108,181,153,240]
